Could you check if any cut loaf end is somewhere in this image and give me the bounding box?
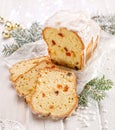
[43,27,84,70]
[43,11,100,70]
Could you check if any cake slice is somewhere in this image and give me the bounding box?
[30,68,78,119]
[9,56,50,82]
[14,59,55,103]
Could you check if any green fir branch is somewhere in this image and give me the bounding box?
[29,22,42,42]
[92,15,115,35]
[79,75,113,106]
[11,22,42,44]
[2,22,42,56]
[2,43,22,56]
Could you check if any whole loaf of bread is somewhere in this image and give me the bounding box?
[43,11,100,70]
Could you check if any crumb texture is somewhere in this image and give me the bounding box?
[14,59,54,103]
[30,68,78,119]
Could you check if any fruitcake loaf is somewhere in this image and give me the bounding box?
[30,68,78,119]
[9,56,50,82]
[43,11,101,70]
[14,59,56,103]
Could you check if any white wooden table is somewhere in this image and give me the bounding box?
[0,0,115,130]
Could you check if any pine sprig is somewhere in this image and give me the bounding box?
[11,22,42,44]
[29,22,42,41]
[2,22,42,56]
[92,15,115,35]
[2,43,22,56]
[79,75,113,106]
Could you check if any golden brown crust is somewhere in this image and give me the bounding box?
[77,36,99,69]
[86,36,99,62]
[86,38,93,62]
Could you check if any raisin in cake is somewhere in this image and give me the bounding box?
[14,59,55,103]
[43,11,100,69]
[30,68,78,119]
[9,56,50,82]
